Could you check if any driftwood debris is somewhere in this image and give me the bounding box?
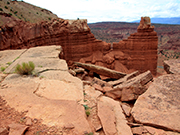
[74,62,127,79]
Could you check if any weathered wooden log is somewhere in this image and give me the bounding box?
[74,62,126,79]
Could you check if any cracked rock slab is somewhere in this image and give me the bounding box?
[97,96,133,135]
[0,74,91,134]
[0,49,27,69]
[20,45,61,58]
[131,74,180,133]
[35,79,84,102]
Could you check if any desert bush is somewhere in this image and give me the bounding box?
[15,61,35,75]
[85,132,93,135]
[14,11,17,14]
[1,67,6,72]
[5,6,8,9]
[83,105,89,110]
[85,110,90,117]
[8,13,12,16]
[0,8,3,11]
[7,1,10,4]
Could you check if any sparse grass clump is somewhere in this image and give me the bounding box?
[15,61,35,75]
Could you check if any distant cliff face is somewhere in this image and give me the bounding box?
[0,17,158,75]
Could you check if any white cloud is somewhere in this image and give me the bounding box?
[24,0,180,23]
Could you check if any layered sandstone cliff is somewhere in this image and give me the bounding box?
[113,17,158,75]
[0,18,110,61]
[0,17,158,75]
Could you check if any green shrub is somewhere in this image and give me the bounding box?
[15,61,35,75]
[48,17,51,20]
[5,6,8,9]
[85,111,90,117]
[14,11,17,14]
[0,8,3,11]
[7,62,12,65]
[83,105,89,110]
[7,1,10,4]
[8,13,12,16]
[1,67,6,72]
[85,132,93,135]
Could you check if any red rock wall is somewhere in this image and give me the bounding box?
[0,17,158,75]
[0,18,110,61]
[113,17,158,75]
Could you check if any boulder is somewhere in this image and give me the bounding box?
[91,77,111,87]
[74,62,126,79]
[144,126,180,135]
[92,84,104,92]
[164,59,180,74]
[97,96,133,135]
[121,103,131,117]
[131,74,180,132]
[0,127,9,135]
[9,123,29,135]
[106,70,153,101]
[108,70,139,87]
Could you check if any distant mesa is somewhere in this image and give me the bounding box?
[0,16,158,75]
[132,17,180,25]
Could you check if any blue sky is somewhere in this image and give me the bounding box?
[24,0,180,23]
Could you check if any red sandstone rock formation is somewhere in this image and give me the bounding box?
[113,17,158,75]
[0,18,110,61]
[0,16,158,75]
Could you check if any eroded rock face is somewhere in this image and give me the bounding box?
[113,17,158,75]
[0,16,158,75]
[0,19,110,61]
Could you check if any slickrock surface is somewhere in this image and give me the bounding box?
[131,74,180,132]
[0,46,91,134]
[164,59,180,74]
